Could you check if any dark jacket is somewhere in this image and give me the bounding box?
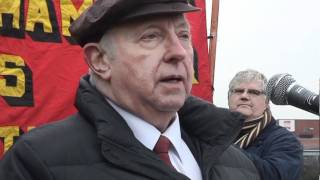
[243,119,303,180]
[179,96,304,180]
[0,76,260,180]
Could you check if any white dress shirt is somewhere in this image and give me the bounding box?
[107,99,202,180]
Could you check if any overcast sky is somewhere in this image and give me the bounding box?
[206,0,320,119]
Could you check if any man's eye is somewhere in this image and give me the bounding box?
[141,33,159,41]
[249,90,265,96]
[234,89,244,94]
[248,90,260,95]
[179,32,191,40]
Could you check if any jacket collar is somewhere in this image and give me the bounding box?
[178,96,246,160]
[75,75,189,180]
[179,95,245,145]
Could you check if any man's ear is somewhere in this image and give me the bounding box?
[83,43,111,80]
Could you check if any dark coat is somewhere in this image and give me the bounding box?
[243,119,304,180]
[0,76,260,180]
[179,96,304,180]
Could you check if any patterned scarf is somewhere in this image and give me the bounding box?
[234,109,272,149]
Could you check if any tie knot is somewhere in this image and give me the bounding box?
[153,135,175,169]
[154,135,171,153]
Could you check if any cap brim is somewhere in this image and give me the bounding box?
[122,2,200,21]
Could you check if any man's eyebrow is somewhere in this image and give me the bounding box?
[177,20,190,31]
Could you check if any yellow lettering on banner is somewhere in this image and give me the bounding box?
[192,75,199,84]
[26,0,53,33]
[0,0,21,29]
[0,54,26,97]
[0,126,19,153]
[61,0,93,36]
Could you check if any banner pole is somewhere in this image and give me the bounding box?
[208,0,220,100]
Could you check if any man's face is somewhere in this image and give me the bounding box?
[228,81,268,120]
[103,14,194,117]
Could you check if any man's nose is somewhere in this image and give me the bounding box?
[240,91,250,100]
[163,34,187,63]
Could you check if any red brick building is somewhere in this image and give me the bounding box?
[278,119,319,150]
[278,119,319,179]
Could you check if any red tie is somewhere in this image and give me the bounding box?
[153,135,175,169]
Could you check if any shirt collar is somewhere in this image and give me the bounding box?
[106,99,183,160]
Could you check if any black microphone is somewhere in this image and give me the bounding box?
[266,73,319,115]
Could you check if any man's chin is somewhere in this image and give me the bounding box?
[235,108,252,118]
[157,96,186,112]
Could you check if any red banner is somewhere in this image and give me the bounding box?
[0,0,211,158]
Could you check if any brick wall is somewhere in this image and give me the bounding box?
[290,119,319,150]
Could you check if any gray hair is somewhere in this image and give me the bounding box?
[228,69,268,97]
[98,29,117,60]
[88,31,117,87]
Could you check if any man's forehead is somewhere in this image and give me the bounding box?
[235,81,264,88]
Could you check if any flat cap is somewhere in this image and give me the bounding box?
[69,0,200,47]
